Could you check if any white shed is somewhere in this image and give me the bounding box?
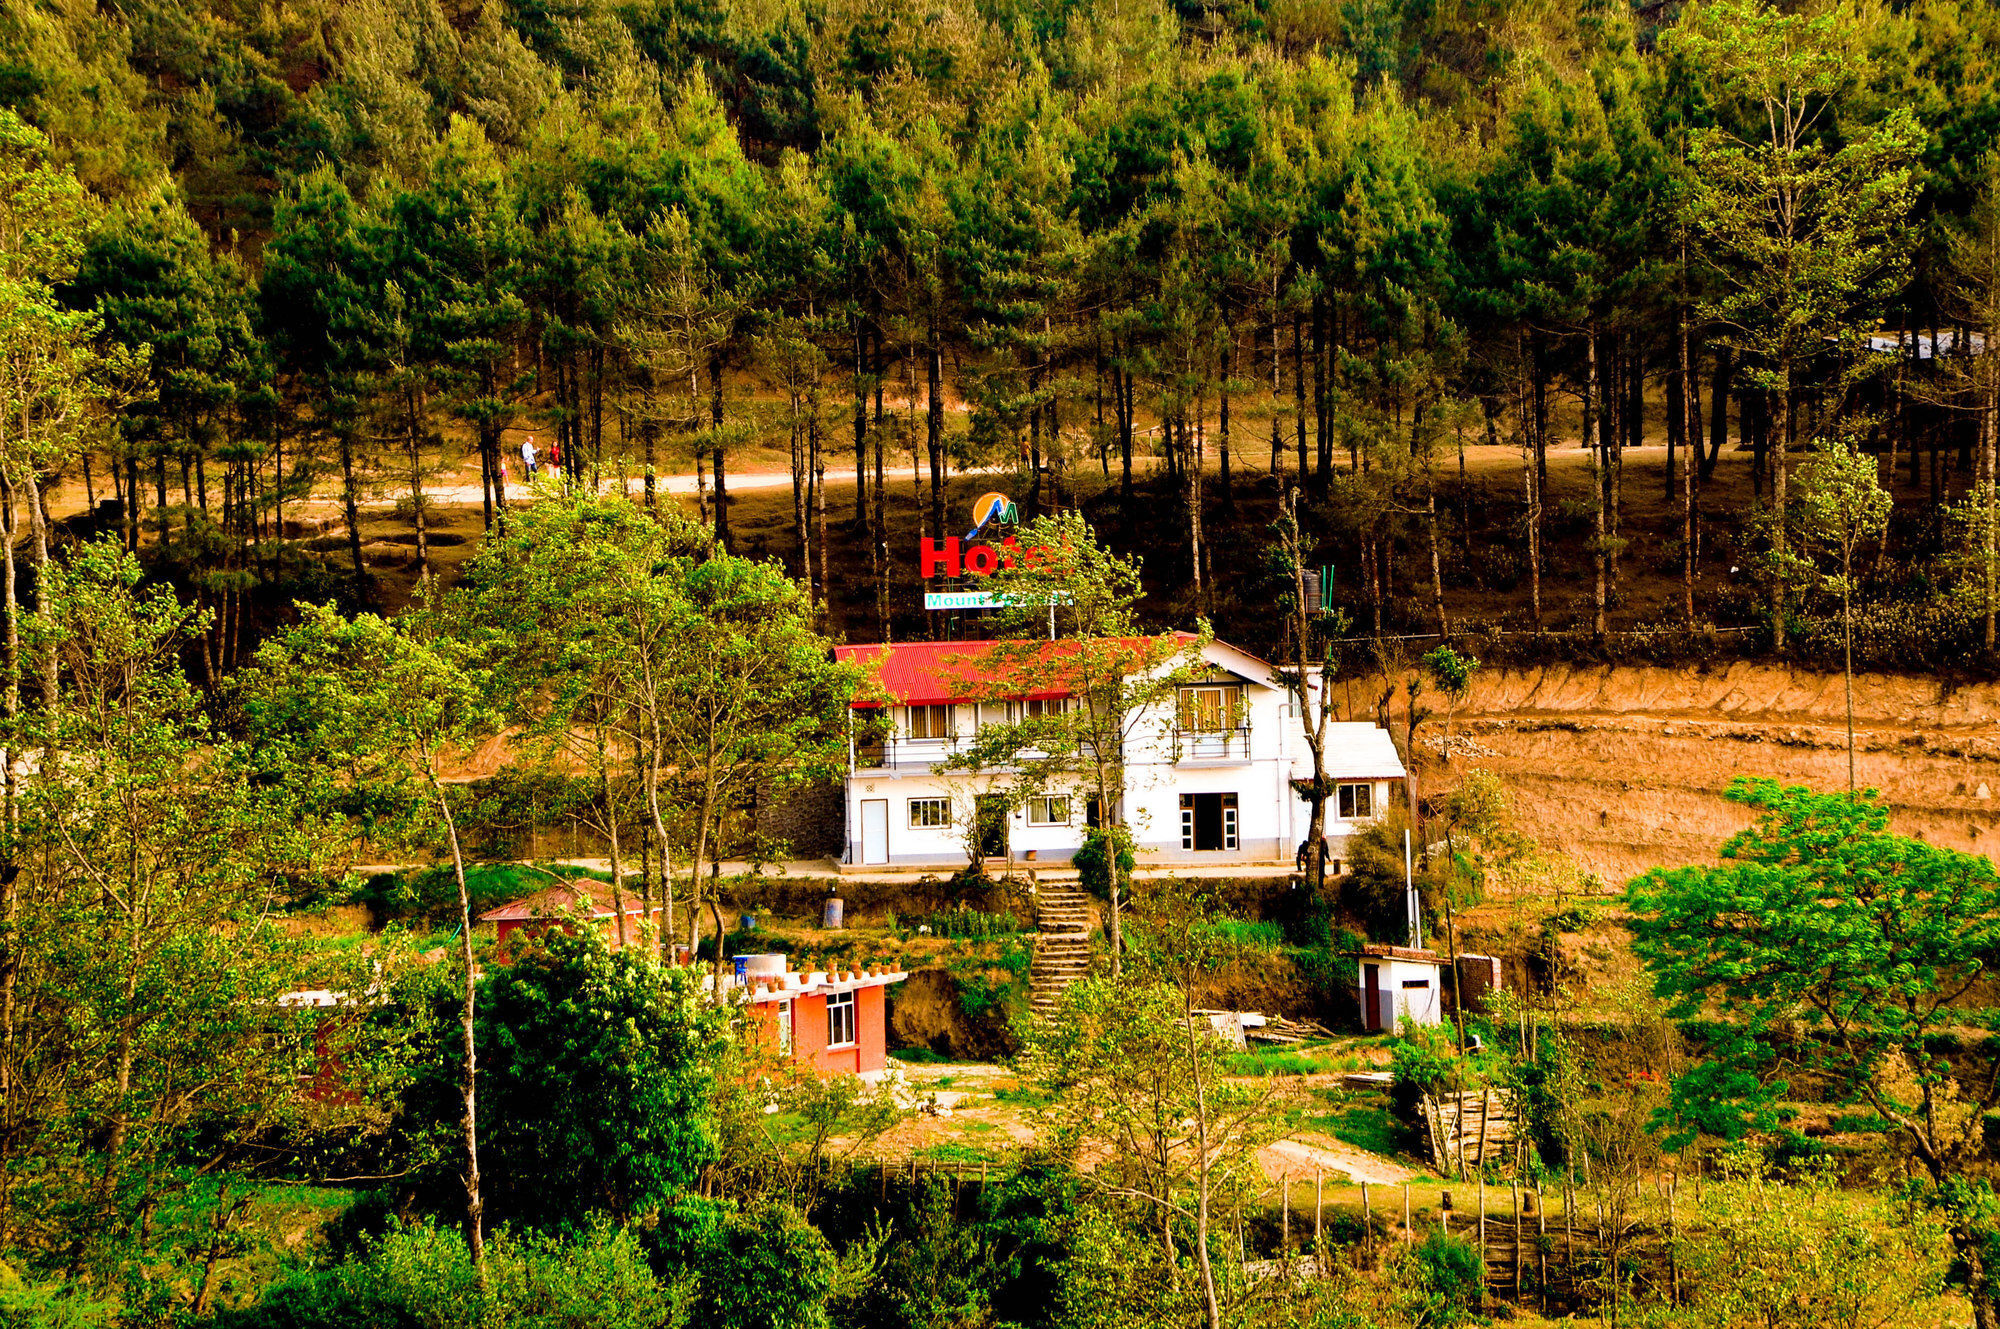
[1353,945,1450,1032]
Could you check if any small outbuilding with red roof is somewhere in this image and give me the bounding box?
[479,878,658,962]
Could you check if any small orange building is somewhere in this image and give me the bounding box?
[479,879,657,962]
[737,957,907,1079]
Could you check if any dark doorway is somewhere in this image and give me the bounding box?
[1179,792,1238,851]
[975,795,1009,859]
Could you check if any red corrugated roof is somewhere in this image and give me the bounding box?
[478,879,648,923]
[835,634,1201,706]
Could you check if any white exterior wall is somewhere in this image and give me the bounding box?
[846,767,1089,867]
[1358,955,1446,1030]
[842,642,1405,870]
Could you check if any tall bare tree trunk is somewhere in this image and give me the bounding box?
[710,350,730,552]
[1681,311,1699,624]
[429,768,484,1276]
[1587,330,1606,638]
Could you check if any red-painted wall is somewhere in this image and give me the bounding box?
[793,993,827,1065]
[856,985,886,1074]
[753,983,892,1077]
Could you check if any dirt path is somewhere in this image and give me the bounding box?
[1260,1136,1415,1186]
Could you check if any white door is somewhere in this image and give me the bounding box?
[861,799,889,865]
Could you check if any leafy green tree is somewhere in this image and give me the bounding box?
[646,543,859,974]
[1669,1153,1949,1329]
[0,111,145,1084]
[953,509,1207,971]
[1795,443,1891,791]
[261,165,384,598]
[1494,66,1663,635]
[0,540,337,1290]
[1026,886,1281,1329]
[1629,777,2000,1325]
[1668,0,1923,652]
[470,922,729,1228]
[75,186,266,538]
[240,601,499,1267]
[452,492,680,943]
[378,118,532,534]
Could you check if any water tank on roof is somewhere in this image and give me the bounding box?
[741,953,787,979]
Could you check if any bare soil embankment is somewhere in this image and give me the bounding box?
[1413,663,2000,883]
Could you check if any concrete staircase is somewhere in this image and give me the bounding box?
[1029,881,1094,1019]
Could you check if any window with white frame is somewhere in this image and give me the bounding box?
[1025,795,1071,826]
[977,700,1012,729]
[826,990,856,1047]
[1022,697,1069,719]
[907,704,952,739]
[908,797,950,829]
[776,1000,793,1055]
[1337,782,1374,819]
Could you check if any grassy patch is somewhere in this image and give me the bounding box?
[993,1084,1054,1109]
[1208,918,1286,950]
[914,1141,1003,1166]
[1293,1088,1410,1159]
[1226,1049,1325,1076]
[1222,1040,1373,1077]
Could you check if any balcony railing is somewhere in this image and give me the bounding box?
[853,734,1065,772]
[1172,726,1252,763]
[854,735,957,770]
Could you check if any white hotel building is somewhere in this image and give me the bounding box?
[833,634,1406,870]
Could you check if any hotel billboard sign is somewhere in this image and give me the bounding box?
[920,492,1063,620]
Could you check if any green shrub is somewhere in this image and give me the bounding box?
[911,909,1023,940]
[442,925,730,1229]
[950,938,1032,1026]
[1394,1230,1484,1329]
[1389,1030,1457,1119]
[227,1221,683,1329]
[1072,826,1133,903]
[647,1198,836,1329]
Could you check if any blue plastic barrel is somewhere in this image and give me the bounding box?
[822,897,845,929]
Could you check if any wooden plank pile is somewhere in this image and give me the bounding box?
[1244,1014,1333,1045]
[1419,1087,1527,1173]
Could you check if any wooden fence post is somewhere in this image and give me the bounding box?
[1404,1183,1412,1238]
[1565,1165,1576,1296]
[1512,1180,1522,1297]
[1668,1175,1680,1308]
[1282,1174,1291,1257]
[1478,1172,1487,1304]
[1537,1188,1548,1315]
[1362,1182,1372,1259]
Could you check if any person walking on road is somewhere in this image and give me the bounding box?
[521,436,539,480]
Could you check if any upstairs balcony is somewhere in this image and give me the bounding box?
[854,735,958,771]
[852,735,1057,773]
[1172,726,1252,765]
